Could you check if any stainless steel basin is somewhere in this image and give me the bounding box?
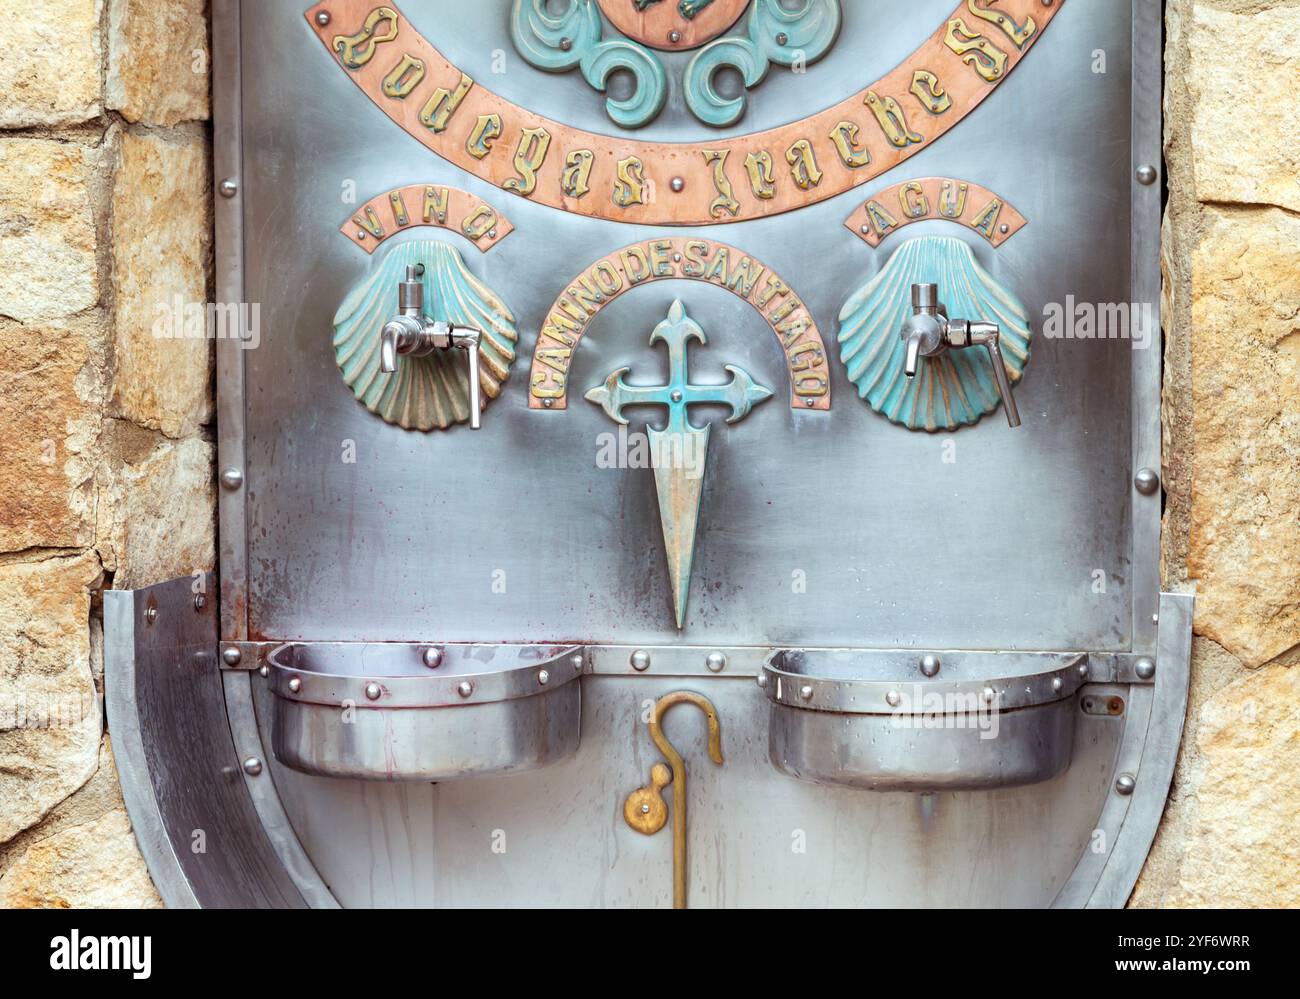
[763,649,1085,791]
[267,643,582,781]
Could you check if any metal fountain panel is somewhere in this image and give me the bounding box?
[101,0,1186,908]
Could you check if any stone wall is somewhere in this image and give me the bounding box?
[1132,0,1300,908]
[0,1,1294,908]
[0,0,212,907]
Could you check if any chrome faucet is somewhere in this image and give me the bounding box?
[380,264,484,429]
[900,283,1021,428]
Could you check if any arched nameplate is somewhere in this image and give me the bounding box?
[844,177,1027,248]
[528,238,830,411]
[343,184,514,254]
[305,0,1063,226]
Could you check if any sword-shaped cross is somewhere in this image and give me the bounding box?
[586,300,771,629]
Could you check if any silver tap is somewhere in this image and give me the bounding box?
[379,264,484,430]
[900,283,1021,428]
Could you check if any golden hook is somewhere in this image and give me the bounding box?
[623,691,724,909]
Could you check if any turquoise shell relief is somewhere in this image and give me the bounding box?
[838,236,1032,433]
[332,240,518,432]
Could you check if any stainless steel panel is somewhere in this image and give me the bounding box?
[235,0,1137,649]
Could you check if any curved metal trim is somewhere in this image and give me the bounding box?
[222,673,340,908]
[103,590,199,910]
[1053,592,1194,908]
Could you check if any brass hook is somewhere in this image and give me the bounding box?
[623,691,723,909]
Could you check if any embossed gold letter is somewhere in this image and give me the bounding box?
[785,140,823,191]
[899,182,929,219]
[744,151,776,200]
[418,72,474,133]
[504,126,552,196]
[939,180,969,218]
[970,198,1003,237]
[466,114,502,160]
[910,70,952,114]
[864,91,924,148]
[944,18,1009,83]
[613,157,647,208]
[423,186,449,224]
[382,54,425,98]
[389,190,409,226]
[333,6,399,70]
[562,149,595,199]
[966,0,1037,47]
[703,150,740,218]
[462,205,498,240]
[829,121,872,169]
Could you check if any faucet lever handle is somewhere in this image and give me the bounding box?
[961,321,1021,428]
[462,331,481,431]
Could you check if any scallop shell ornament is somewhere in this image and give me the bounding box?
[837,236,1031,432]
[332,240,518,431]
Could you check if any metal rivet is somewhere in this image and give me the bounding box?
[145,605,158,624]
[1135,468,1160,495]
[630,649,651,672]
[356,230,368,240]
[543,398,554,408]
[538,669,551,686]
[423,647,443,669]
[571,653,584,673]
[983,687,996,703]
[1078,663,1089,678]
[258,664,270,678]
[287,676,302,693]
[886,690,901,707]
[641,802,652,814]
[221,646,242,666]
[364,681,382,701]
[756,672,768,688]
[193,593,206,612]
[1136,165,1158,186]
[1115,772,1137,796]
[798,684,814,702]
[920,654,941,677]
[559,36,573,51]
[315,11,331,27]
[1052,676,1064,692]
[457,680,475,698]
[670,177,685,193]
[1135,657,1156,680]
[776,32,789,45]
[706,652,727,673]
[668,30,681,43]
[804,398,816,407]
[219,178,238,199]
[242,756,263,777]
[220,466,244,491]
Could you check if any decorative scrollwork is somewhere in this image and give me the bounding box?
[511,0,667,129]
[685,0,841,127]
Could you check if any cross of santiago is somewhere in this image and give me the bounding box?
[585,299,771,435]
